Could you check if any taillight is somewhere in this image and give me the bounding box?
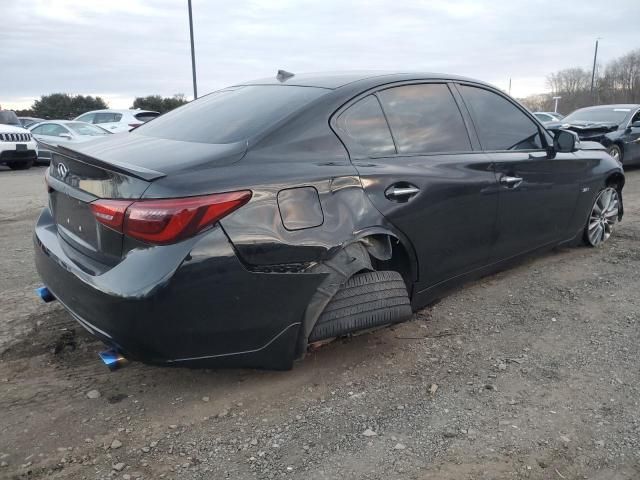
[90,191,251,245]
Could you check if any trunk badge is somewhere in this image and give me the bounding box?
[57,162,69,179]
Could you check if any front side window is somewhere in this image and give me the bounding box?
[459,85,543,151]
[39,124,68,136]
[67,122,110,136]
[378,84,471,154]
[76,113,95,123]
[334,95,396,158]
[30,125,45,134]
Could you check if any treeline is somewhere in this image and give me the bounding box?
[519,48,640,114]
[14,93,188,119]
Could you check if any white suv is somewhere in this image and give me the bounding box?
[0,111,38,170]
[74,109,159,133]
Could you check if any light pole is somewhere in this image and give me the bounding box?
[188,0,198,99]
[590,38,602,97]
[552,96,561,113]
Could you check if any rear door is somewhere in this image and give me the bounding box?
[456,83,584,260]
[334,83,498,289]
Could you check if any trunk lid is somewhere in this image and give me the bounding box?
[45,135,247,264]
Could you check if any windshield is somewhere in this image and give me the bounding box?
[0,111,21,126]
[563,107,630,124]
[134,85,328,144]
[67,122,110,136]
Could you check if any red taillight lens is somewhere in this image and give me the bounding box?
[90,200,132,232]
[90,191,251,245]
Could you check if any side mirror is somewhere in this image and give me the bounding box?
[553,129,578,153]
[59,133,72,139]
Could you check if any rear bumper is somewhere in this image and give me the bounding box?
[34,207,325,369]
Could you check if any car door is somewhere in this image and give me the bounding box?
[334,83,499,290]
[621,108,640,163]
[456,83,584,261]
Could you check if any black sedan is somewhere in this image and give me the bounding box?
[34,72,624,370]
[546,104,640,164]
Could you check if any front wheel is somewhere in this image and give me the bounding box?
[7,160,33,170]
[607,145,623,163]
[584,187,619,247]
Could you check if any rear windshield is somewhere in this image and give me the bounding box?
[0,111,21,126]
[134,85,327,144]
[563,107,630,124]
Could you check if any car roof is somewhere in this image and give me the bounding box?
[239,71,493,90]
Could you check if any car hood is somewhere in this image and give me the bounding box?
[55,132,248,178]
[0,124,30,134]
[546,121,619,132]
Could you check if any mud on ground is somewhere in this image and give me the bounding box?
[1,165,639,479]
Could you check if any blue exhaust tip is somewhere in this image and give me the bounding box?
[35,286,56,303]
[99,348,128,371]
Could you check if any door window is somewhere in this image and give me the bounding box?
[459,85,543,151]
[378,84,471,154]
[75,113,95,123]
[93,112,122,124]
[334,95,396,158]
[39,124,69,136]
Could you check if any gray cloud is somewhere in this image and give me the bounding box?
[1,0,638,109]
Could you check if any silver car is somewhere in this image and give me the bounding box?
[29,120,111,164]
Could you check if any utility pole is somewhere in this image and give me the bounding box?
[188,0,198,99]
[508,78,512,96]
[553,96,561,113]
[590,38,600,98]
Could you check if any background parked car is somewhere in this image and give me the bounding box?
[546,104,640,164]
[29,121,111,164]
[0,110,38,170]
[533,111,564,123]
[73,109,160,133]
[18,117,45,128]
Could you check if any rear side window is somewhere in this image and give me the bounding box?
[378,84,471,154]
[94,113,122,124]
[39,124,68,136]
[334,95,396,158]
[134,112,159,122]
[459,85,542,151]
[135,85,327,144]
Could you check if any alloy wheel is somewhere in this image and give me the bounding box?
[586,187,619,247]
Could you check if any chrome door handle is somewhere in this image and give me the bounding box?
[499,175,523,188]
[385,185,420,201]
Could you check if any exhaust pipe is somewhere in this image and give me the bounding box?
[99,348,128,371]
[35,286,56,303]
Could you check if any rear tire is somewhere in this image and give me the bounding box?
[7,160,33,170]
[309,270,412,342]
[607,144,623,163]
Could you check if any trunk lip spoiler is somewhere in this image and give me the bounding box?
[45,142,166,181]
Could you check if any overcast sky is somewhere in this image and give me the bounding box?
[2,0,639,109]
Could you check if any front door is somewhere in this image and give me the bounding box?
[456,84,583,260]
[333,83,498,289]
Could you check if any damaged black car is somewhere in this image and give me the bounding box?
[34,72,624,370]
[546,104,640,165]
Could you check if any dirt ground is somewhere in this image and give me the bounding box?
[1,164,639,480]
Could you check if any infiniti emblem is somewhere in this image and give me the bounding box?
[57,162,69,179]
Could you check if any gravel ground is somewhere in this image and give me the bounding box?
[1,164,639,480]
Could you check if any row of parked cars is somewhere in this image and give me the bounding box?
[0,109,158,170]
[534,105,640,164]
